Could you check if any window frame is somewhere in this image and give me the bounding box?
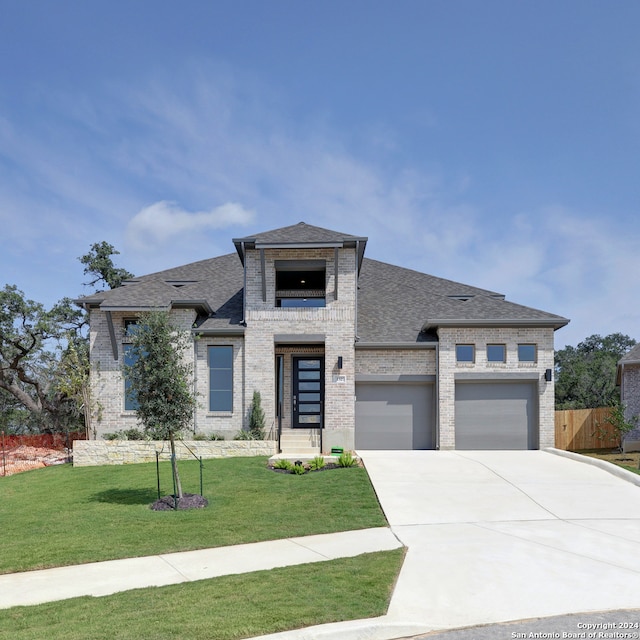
[123,343,139,411]
[518,343,537,363]
[274,260,326,308]
[486,344,506,363]
[208,345,234,412]
[456,344,475,363]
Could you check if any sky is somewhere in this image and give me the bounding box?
[1,0,639,349]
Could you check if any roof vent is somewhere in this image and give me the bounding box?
[448,295,474,302]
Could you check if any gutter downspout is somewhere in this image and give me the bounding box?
[193,337,198,435]
[354,241,360,341]
[241,242,247,326]
[435,341,440,450]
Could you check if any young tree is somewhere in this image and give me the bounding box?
[124,310,197,499]
[248,390,266,439]
[79,241,134,290]
[555,333,636,410]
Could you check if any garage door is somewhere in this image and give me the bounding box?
[455,382,538,450]
[355,382,435,450]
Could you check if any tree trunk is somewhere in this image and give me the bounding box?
[169,432,183,499]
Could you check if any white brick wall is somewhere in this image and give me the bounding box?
[89,309,197,439]
[437,327,556,449]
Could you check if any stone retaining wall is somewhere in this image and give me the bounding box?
[73,439,278,467]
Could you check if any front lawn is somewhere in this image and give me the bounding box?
[0,549,405,640]
[0,457,387,574]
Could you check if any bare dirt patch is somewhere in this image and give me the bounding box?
[1,445,69,477]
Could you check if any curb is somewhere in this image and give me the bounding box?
[544,447,640,487]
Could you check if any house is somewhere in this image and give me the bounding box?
[77,222,569,453]
[617,343,640,452]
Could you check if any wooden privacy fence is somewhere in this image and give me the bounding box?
[555,407,616,451]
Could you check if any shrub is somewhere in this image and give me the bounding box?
[273,459,293,471]
[248,390,266,439]
[337,451,358,468]
[291,461,308,475]
[234,429,259,440]
[309,456,325,471]
[209,432,226,441]
[103,428,146,441]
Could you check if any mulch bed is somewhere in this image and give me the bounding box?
[151,493,209,511]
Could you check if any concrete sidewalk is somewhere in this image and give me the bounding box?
[0,526,402,610]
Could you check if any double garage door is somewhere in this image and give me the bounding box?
[355,380,538,450]
[355,382,436,450]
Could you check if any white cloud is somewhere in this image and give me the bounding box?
[125,200,255,251]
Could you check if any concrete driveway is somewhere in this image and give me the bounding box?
[358,450,640,635]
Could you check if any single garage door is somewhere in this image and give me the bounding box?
[455,381,538,450]
[355,382,435,449]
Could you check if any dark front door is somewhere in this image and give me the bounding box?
[293,357,324,428]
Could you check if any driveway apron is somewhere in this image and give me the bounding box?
[358,450,640,633]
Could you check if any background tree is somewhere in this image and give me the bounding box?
[124,310,197,499]
[0,242,132,434]
[0,287,85,432]
[79,241,134,290]
[555,333,636,409]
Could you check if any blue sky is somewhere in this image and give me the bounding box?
[1,1,639,348]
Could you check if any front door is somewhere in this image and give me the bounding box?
[292,357,324,428]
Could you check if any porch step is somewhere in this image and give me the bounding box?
[280,429,321,454]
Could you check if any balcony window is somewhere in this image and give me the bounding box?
[275,260,326,308]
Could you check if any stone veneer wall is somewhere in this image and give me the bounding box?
[89,308,197,439]
[437,327,556,450]
[622,364,640,452]
[243,246,357,452]
[73,439,277,467]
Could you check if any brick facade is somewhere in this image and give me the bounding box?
[437,327,556,449]
[622,364,640,451]
[84,223,565,453]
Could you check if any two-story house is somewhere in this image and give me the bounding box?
[77,222,569,453]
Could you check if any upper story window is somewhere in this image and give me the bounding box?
[487,344,506,362]
[518,344,537,362]
[275,260,326,308]
[123,318,139,339]
[456,344,475,363]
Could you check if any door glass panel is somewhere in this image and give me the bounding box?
[299,415,321,423]
[299,371,320,380]
[299,393,320,401]
[299,382,320,391]
[298,360,320,369]
[299,404,321,413]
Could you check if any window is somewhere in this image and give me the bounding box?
[518,344,537,362]
[123,344,139,411]
[275,260,326,308]
[456,344,475,362]
[123,318,139,338]
[487,344,506,362]
[209,346,233,411]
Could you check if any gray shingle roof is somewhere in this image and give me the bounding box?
[620,343,640,365]
[234,221,366,245]
[76,224,569,340]
[356,258,568,343]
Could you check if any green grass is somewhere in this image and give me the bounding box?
[0,457,387,574]
[0,550,405,640]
